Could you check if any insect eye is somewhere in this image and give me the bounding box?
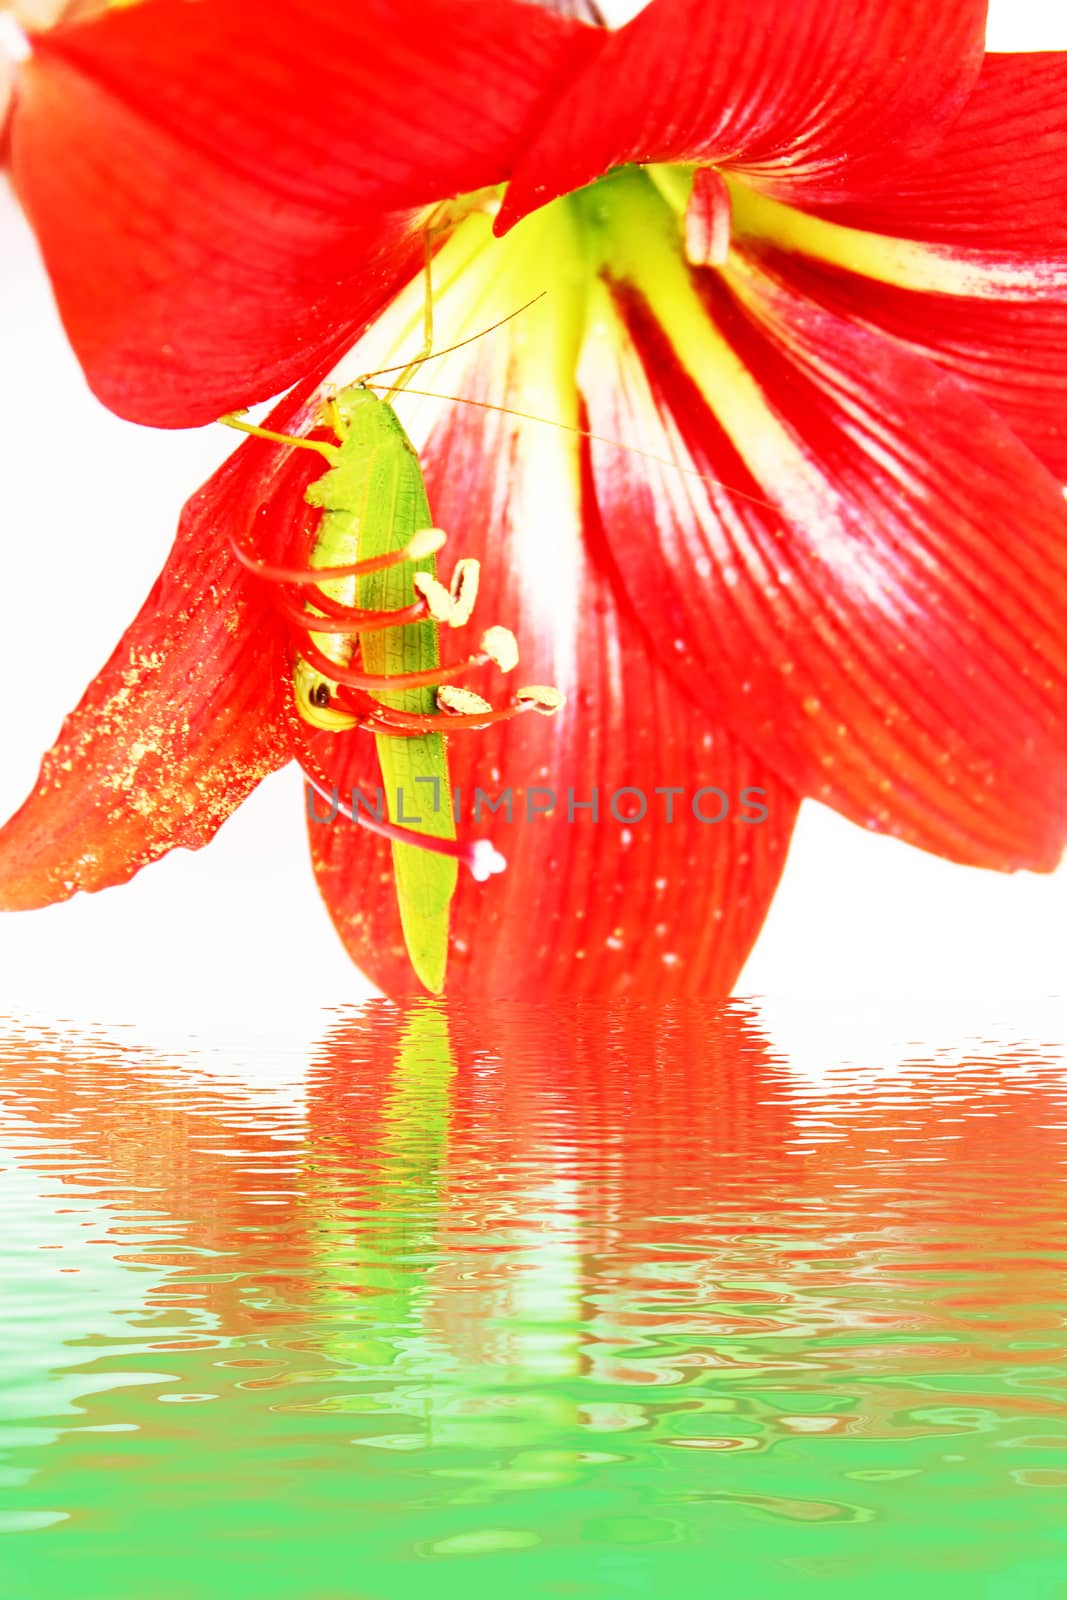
[309,682,332,709]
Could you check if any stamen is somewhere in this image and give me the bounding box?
[280,584,362,621]
[230,531,438,586]
[301,637,501,695]
[277,596,428,635]
[358,686,566,735]
[238,502,562,799]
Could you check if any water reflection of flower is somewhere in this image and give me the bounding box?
[4,1004,1065,1466]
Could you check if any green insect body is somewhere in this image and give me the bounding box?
[304,385,458,996]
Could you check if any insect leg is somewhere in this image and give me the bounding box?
[218,412,338,461]
[386,230,439,397]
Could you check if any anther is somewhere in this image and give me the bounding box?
[406,526,448,561]
[412,560,481,629]
[437,685,493,716]
[449,559,480,626]
[480,626,519,673]
[515,685,566,715]
[412,572,456,624]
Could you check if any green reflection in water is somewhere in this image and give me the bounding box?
[0,1001,1066,1599]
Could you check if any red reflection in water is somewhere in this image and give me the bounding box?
[1,1001,1065,1429]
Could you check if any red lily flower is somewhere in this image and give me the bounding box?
[2,0,1067,997]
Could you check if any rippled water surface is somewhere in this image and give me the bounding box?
[1,1001,1065,1598]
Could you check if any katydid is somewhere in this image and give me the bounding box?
[304,388,462,996]
[222,296,562,996]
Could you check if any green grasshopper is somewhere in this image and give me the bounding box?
[222,267,562,995]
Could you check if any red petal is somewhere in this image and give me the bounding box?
[500,0,986,228]
[531,0,605,16]
[306,318,798,998]
[12,0,596,425]
[32,0,593,213]
[757,247,1067,486]
[752,54,1067,481]
[583,253,1067,872]
[810,53,1067,249]
[11,56,421,426]
[0,385,326,910]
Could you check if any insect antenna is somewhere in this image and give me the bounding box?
[379,384,787,522]
[359,292,548,397]
[355,227,782,524]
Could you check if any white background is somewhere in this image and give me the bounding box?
[0,0,1065,1046]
